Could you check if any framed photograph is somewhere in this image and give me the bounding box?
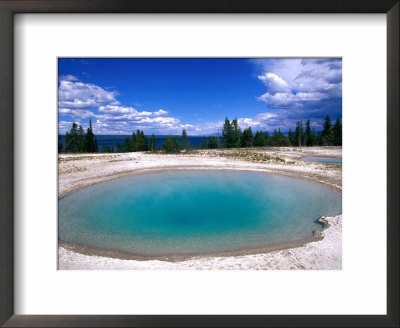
[57,57,344,271]
[0,0,398,327]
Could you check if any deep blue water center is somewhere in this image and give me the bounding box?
[58,170,342,257]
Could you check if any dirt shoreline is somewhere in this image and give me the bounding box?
[59,231,324,262]
[58,146,342,270]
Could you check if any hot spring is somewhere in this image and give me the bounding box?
[58,170,342,258]
[303,156,342,164]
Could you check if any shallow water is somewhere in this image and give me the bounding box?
[58,170,342,256]
[303,156,342,164]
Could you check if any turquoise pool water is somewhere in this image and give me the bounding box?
[58,170,342,257]
[303,156,342,164]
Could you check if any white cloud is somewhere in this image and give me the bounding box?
[237,114,281,131]
[59,59,341,136]
[257,112,278,120]
[234,109,325,132]
[59,108,95,119]
[258,72,290,94]
[153,109,168,116]
[258,91,329,107]
[238,118,260,128]
[98,105,138,115]
[58,78,189,134]
[254,58,341,110]
[180,124,194,129]
[59,99,104,110]
[136,116,179,126]
[58,80,119,110]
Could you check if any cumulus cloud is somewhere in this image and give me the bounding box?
[58,77,189,134]
[80,116,182,135]
[95,105,180,129]
[258,91,329,108]
[180,123,194,129]
[59,58,341,135]
[237,113,290,131]
[258,72,290,95]
[59,108,95,119]
[238,118,262,128]
[255,58,341,108]
[58,79,119,110]
[153,109,168,116]
[252,58,342,129]
[235,110,324,132]
[98,105,145,117]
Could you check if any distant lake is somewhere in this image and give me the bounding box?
[59,135,208,151]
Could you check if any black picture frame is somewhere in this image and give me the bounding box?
[0,0,398,327]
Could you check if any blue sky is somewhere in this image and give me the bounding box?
[58,58,342,135]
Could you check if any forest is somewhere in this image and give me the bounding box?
[58,115,342,154]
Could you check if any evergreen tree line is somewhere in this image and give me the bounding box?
[160,129,220,153]
[59,123,191,154]
[200,136,220,149]
[58,120,98,153]
[161,129,192,153]
[115,129,158,153]
[119,129,192,154]
[221,115,342,148]
[59,115,341,154]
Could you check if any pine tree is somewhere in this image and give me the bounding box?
[231,118,242,148]
[311,128,317,146]
[141,130,148,151]
[77,125,86,152]
[65,132,70,151]
[321,115,334,146]
[295,121,303,146]
[271,128,289,146]
[200,137,208,149]
[254,131,266,147]
[263,131,271,146]
[241,127,253,147]
[208,136,219,149]
[161,135,181,153]
[305,120,313,146]
[149,133,158,151]
[222,117,234,148]
[333,118,342,146]
[288,129,296,146]
[65,123,79,152]
[132,132,137,151]
[181,129,190,150]
[162,135,174,153]
[172,136,181,152]
[86,119,96,152]
[134,129,143,150]
[124,136,133,152]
